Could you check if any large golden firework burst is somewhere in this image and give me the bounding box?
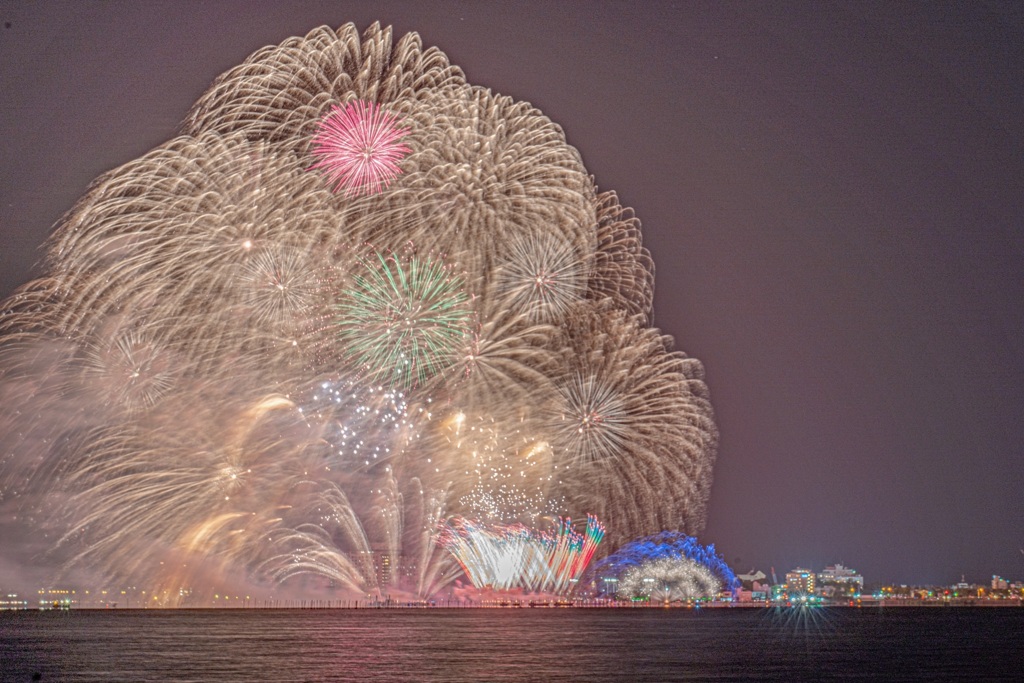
[0,22,716,601]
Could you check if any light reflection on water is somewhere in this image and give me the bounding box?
[1,607,1022,682]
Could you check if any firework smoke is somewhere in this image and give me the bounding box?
[0,23,717,601]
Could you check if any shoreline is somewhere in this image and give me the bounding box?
[7,599,1022,612]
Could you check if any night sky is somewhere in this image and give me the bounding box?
[2,1,1022,587]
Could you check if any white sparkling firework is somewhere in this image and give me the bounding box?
[618,556,723,602]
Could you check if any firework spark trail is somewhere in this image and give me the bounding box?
[538,515,606,594]
[618,556,722,602]
[357,84,598,295]
[441,302,563,415]
[184,24,466,147]
[0,22,717,601]
[309,101,411,196]
[438,519,536,591]
[496,232,590,324]
[428,409,561,526]
[334,249,471,390]
[590,191,655,322]
[547,304,718,548]
[439,516,604,594]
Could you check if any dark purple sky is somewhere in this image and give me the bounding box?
[2,1,1022,586]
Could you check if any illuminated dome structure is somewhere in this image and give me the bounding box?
[586,533,738,602]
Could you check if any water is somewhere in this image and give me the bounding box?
[2,607,1021,682]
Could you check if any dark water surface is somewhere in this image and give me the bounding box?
[2,607,1021,682]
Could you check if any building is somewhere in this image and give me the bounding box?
[785,568,815,596]
[734,570,769,602]
[375,551,393,588]
[396,556,420,587]
[37,588,77,609]
[358,549,422,594]
[0,593,30,610]
[818,564,864,594]
[736,570,767,589]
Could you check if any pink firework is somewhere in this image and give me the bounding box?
[309,100,411,196]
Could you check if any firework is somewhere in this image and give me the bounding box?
[0,22,717,601]
[298,375,419,469]
[586,531,739,601]
[357,84,598,294]
[438,519,539,591]
[442,302,562,415]
[496,233,589,323]
[546,304,718,548]
[618,556,722,602]
[428,409,561,525]
[540,515,606,594]
[334,249,471,390]
[239,247,321,328]
[589,191,655,322]
[439,515,604,594]
[309,101,411,196]
[83,330,176,414]
[184,23,465,147]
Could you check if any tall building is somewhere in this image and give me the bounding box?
[785,568,815,595]
[376,551,393,588]
[396,556,419,587]
[359,549,418,593]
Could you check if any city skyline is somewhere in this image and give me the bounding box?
[5,558,1023,610]
[1,1,1023,589]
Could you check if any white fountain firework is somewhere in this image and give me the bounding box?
[617,556,723,602]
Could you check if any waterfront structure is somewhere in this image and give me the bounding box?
[736,569,767,587]
[0,593,30,610]
[734,570,769,603]
[374,550,394,589]
[36,588,77,609]
[818,564,864,596]
[785,568,815,596]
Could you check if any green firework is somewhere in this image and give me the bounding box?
[335,251,471,390]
